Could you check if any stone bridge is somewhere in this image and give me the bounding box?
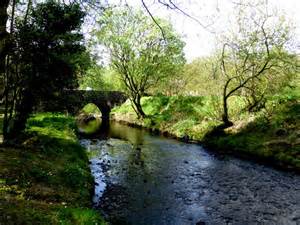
[42,90,127,120]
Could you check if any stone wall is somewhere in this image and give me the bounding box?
[40,90,127,120]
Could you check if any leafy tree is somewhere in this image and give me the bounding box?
[3,1,87,138]
[95,7,185,118]
[218,1,297,127]
[179,56,222,96]
[79,64,122,91]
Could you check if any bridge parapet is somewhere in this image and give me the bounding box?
[41,90,127,120]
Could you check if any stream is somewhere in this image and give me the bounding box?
[80,122,300,225]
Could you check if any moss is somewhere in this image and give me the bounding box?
[0,113,106,225]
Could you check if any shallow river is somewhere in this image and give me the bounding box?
[80,122,300,225]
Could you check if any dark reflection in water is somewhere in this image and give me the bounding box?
[81,122,300,225]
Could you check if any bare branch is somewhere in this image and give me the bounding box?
[141,0,166,40]
[158,0,212,29]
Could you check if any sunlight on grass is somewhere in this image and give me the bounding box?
[0,113,106,225]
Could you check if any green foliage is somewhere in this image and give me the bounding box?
[58,208,107,225]
[79,65,122,91]
[0,111,3,135]
[76,104,102,134]
[0,113,105,224]
[61,164,91,189]
[217,1,298,122]
[95,6,185,117]
[15,1,86,94]
[164,56,222,96]
[113,95,226,139]
[81,103,101,115]
[113,77,299,170]
[204,85,300,170]
[4,1,88,138]
[26,113,77,141]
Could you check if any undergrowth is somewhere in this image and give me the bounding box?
[112,85,300,170]
[112,95,245,140]
[0,113,106,225]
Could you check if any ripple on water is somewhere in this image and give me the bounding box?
[80,122,300,225]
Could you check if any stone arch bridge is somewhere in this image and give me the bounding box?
[42,90,127,120]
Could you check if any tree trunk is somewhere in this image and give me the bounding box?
[6,89,34,139]
[132,94,146,119]
[0,0,10,73]
[222,94,233,128]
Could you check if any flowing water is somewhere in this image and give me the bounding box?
[80,122,300,225]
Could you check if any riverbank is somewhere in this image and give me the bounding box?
[0,113,106,224]
[80,123,300,225]
[111,91,300,172]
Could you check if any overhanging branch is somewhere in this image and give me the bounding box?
[141,0,166,40]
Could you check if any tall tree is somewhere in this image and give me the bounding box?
[218,0,297,127]
[3,1,87,138]
[96,7,185,118]
[0,0,10,74]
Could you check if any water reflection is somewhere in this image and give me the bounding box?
[81,122,300,225]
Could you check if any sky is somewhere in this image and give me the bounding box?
[113,0,300,62]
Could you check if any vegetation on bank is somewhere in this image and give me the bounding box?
[0,113,106,225]
[112,95,247,140]
[204,87,300,171]
[112,85,300,170]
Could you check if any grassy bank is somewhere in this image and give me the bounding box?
[111,95,246,140]
[112,89,300,171]
[204,89,300,171]
[0,113,106,225]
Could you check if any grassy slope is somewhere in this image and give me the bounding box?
[112,88,300,170]
[0,113,106,225]
[204,88,300,170]
[112,95,246,140]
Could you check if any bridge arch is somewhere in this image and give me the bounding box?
[41,90,127,121]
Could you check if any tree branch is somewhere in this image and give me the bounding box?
[141,0,166,40]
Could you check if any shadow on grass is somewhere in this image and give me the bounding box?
[203,102,300,171]
[0,112,107,225]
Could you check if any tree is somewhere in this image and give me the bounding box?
[218,0,297,127]
[79,65,122,91]
[95,7,185,118]
[0,0,10,74]
[179,56,222,96]
[3,1,87,138]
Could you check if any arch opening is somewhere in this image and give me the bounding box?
[76,103,102,135]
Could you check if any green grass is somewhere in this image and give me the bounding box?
[204,86,300,170]
[112,86,300,170]
[0,113,107,225]
[112,95,246,140]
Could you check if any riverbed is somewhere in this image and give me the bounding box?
[80,122,300,225]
